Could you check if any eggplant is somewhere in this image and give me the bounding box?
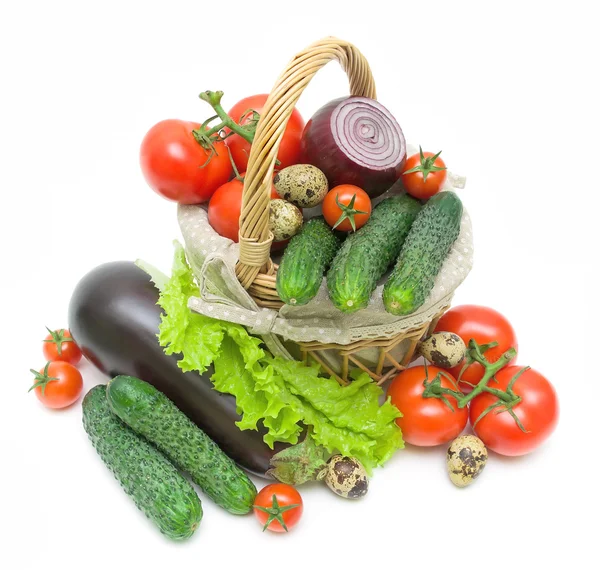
[68,261,283,477]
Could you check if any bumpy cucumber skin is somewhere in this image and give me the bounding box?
[383,191,463,316]
[82,385,202,540]
[327,195,422,313]
[276,217,342,306]
[106,375,257,515]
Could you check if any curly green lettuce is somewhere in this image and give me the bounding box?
[139,243,403,472]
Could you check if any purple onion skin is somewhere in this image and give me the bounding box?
[300,97,406,198]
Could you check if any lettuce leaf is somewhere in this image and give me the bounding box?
[152,242,404,471]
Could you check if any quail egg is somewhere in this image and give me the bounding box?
[447,435,488,488]
[418,331,466,368]
[318,455,369,499]
[269,199,303,242]
[274,164,329,208]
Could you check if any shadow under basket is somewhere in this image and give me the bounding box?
[284,307,448,386]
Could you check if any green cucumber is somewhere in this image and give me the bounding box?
[82,385,202,540]
[383,191,463,315]
[106,375,257,515]
[276,217,342,306]
[327,195,422,313]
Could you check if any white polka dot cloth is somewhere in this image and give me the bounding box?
[177,164,473,355]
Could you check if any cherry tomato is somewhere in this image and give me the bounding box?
[225,94,304,172]
[29,361,83,409]
[401,148,447,200]
[140,119,232,204]
[42,328,82,365]
[322,185,371,232]
[271,238,290,252]
[435,305,518,393]
[387,365,468,446]
[253,483,303,533]
[207,176,279,243]
[469,366,558,456]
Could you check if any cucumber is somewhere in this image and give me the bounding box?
[82,385,202,540]
[327,195,422,313]
[106,375,257,515]
[276,217,342,306]
[383,191,463,316]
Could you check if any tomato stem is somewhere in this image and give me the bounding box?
[422,339,519,410]
[402,146,447,182]
[423,340,531,432]
[332,193,369,232]
[253,494,301,532]
[225,144,244,181]
[196,90,256,144]
[43,327,74,356]
[29,362,59,396]
[455,341,517,407]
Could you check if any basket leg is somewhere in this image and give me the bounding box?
[426,315,442,337]
[377,366,401,386]
[347,354,381,382]
[341,353,349,383]
[309,351,348,386]
[401,338,420,366]
[375,348,386,376]
[384,351,404,371]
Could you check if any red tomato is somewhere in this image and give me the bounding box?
[435,305,518,392]
[253,483,303,533]
[29,361,83,409]
[322,185,371,232]
[401,148,447,199]
[387,366,468,446]
[225,95,304,172]
[42,328,82,365]
[140,119,232,204]
[207,176,279,243]
[271,238,289,252]
[469,366,558,456]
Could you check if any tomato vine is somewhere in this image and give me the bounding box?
[422,339,530,432]
[193,90,257,150]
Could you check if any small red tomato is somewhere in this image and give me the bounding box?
[322,185,371,232]
[42,328,82,365]
[469,366,559,456]
[401,147,447,199]
[207,175,279,243]
[435,305,518,393]
[253,483,303,533]
[225,94,305,172]
[140,119,232,204]
[387,365,468,446]
[29,361,83,409]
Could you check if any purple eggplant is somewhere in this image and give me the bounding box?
[68,261,283,477]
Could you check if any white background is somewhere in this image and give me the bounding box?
[1,1,598,568]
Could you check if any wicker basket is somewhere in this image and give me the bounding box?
[236,37,377,307]
[182,37,472,385]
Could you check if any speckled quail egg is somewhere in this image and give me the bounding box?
[273,164,329,208]
[447,435,488,488]
[269,199,303,242]
[418,331,466,368]
[318,455,369,499]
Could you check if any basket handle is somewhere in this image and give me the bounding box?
[236,37,377,289]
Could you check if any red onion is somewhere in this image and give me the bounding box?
[300,97,406,198]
